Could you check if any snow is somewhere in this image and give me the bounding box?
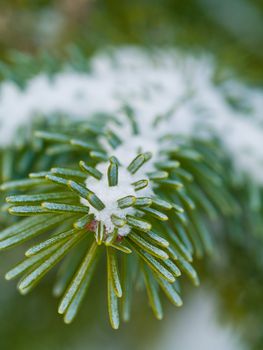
[80,162,153,236]
[0,47,262,181]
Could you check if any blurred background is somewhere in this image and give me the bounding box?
[0,0,263,83]
[0,1,263,349]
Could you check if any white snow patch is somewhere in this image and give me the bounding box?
[80,162,153,235]
[0,47,262,183]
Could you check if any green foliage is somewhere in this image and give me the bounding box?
[0,112,247,328]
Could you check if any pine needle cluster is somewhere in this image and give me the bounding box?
[0,111,252,329]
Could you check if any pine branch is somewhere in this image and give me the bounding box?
[0,113,242,329]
